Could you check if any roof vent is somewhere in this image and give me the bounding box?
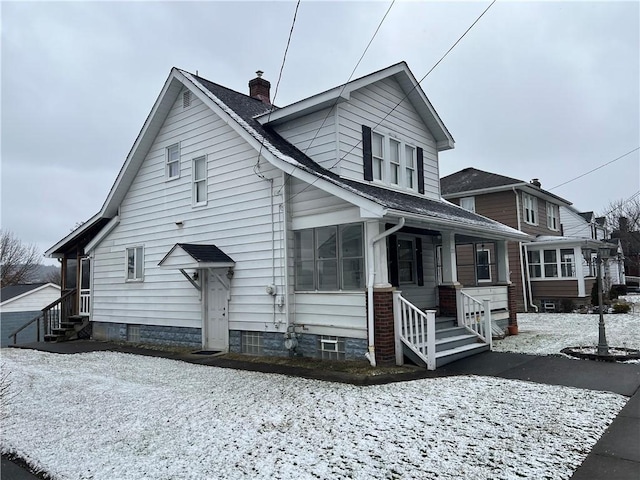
[531,178,541,188]
[183,90,191,108]
[249,70,271,105]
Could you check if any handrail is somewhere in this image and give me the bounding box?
[394,292,437,370]
[457,290,492,348]
[7,289,77,345]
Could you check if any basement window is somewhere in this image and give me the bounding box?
[242,331,263,355]
[318,336,345,361]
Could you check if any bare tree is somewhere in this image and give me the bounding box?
[600,195,640,233]
[44,265,62,285]
[0,230,41,287]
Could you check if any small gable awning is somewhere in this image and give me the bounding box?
[158,244,235,269]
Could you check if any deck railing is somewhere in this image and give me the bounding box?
[457,290,492,348]
[79,288,91,315]
[7,289,77,345]
[394,292,437,370]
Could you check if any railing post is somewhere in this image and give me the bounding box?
[393,291,403,366]
[483,299,492,349]
[455,289,463,327]
[426,310,436,370]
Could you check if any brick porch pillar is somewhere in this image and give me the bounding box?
[371,287,395,365]
[438,284,460,318]
[508,284,517,326]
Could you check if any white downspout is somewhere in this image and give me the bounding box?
[365,217,406,367]
[514,187,538,313]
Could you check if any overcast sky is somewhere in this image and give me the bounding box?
[2,1,638,265]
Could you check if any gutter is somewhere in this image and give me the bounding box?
[365,217,405,367]
[513,187,537,313]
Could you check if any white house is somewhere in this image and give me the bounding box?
[45,62,529,368]
[1,283,61,347]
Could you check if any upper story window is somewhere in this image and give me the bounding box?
[460,197,476,213]
[547,203,559,231]
[126,246,144,282]
[294,223,364,291]
[193,156,207,206]
[522,192,537,225]
[166,144,180,180]
[362,126,423,193]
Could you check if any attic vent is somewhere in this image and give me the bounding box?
[183,90,191,108]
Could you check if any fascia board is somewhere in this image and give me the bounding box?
[85,216,120,254]
[0,283,60,307]
[385,208,531,242]
[441,183,530,199]
[256,63,408,126]
[45,213,103,257]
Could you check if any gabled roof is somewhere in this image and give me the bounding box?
[440,167,572,206]
[579,211,595,222]
[255,62,455,151]
[1,283,59,305]
[48,65,526,255]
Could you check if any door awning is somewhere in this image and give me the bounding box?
[158,243,235,269]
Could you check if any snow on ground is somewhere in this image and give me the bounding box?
[493,312,640,356]
[0,349,627,480]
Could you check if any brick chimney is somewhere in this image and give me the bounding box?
[619,216,629,232]
[249,70,271,105]
[531,178,541,188]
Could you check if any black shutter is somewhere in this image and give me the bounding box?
[362,125,373,181]
[417,147,425,194]
[388,234,399,287]
[416,237,424,286]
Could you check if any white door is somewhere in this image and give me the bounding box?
[206,272,229,351]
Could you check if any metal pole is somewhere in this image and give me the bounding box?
[597,250,609,356]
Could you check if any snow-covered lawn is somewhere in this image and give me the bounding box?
[493,312,640,356]
[0,349,628,480]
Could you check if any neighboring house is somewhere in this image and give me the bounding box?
[441,168,606,312]
[611,216,640,281]
[43,62,529,368]
[1,283,61,347]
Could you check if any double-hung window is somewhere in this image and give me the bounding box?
[476,248,491,282]
[547,203,559,231]
[529,248,576,279]
[405,145,416,190]
[167,144,180,180]
[126,246,144,281]
[294,223,364,291]
[398,238,416,284]
[522,193,537,225]
[389,139,401,186]
[560,249,576,277]
[460,197,476,212]
[543,250,558,278]
[528,250,542,278]
[192,156,207,206]
[372,132,384,181]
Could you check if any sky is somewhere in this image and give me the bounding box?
[1,1,639,265]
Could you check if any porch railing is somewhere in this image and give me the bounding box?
[457,291,492,348]
[79,288,91,316]
[7,289,77,345]
[394,292,436,370]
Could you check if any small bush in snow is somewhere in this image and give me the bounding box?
[613,303,631,314]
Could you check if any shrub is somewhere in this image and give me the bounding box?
[613,303,631,314]
[560,298,574,313]
[610,285,627,299]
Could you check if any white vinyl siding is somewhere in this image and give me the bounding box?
[91,89,287,332]
[337,77,440,199]
[0,285,61,313]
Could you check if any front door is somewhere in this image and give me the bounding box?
[205,272,229,351]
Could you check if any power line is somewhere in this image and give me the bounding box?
[255,0,301,177]
[548,146,640,191]
[275,0,396,195]
[288,0,496,201]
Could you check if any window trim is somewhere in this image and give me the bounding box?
[166,143,181,180]
[125,246,144,282]
[528,247,578,280]
[369,130,420,192]
[476,248,492,283]
[522,192,538,225]
[192,155,207,206]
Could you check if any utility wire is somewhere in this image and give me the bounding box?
[255,0,301,177]
[548,146,640,191]
[275,0,396,195]
[288,0,496,201]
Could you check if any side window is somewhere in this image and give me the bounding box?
[126,246,144,281]
[522,193,538,225]
[372,132,384,181]
[460,197,476,213]
[167,144,180,180]
[193,156,207,206]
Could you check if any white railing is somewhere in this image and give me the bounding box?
[79,289,91,316]
[457,291,492,348]
[393,292,436,370]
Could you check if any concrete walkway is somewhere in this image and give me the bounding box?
[3,341,639,479]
